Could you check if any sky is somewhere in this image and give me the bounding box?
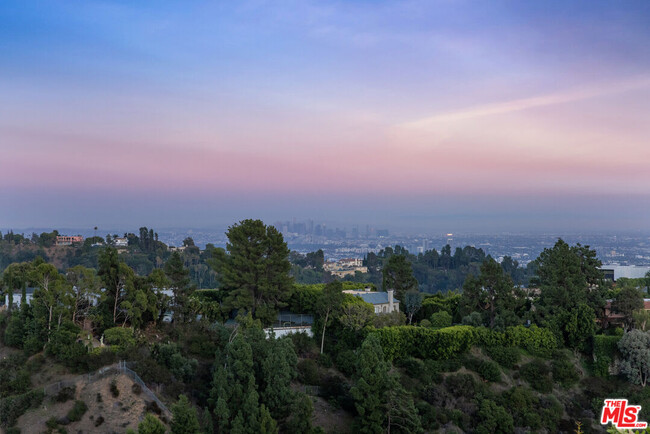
[1,0,650,233]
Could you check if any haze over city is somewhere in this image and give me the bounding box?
[2,1,649,232]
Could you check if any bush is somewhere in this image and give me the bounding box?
[297,359,320,385]
[520,359,553,393]
[476,325,557,357]
[0,389,45,427]
[593,335,621,377]
[132,383,142,395]
[430,311,452,328]
[477,360,501,383]
[335,350,357,377]
[552,356,579,388]
[103,327,136,351]
[398,357,425,379]
[54,386,76,403]
[110,379,119,398]
[289,332,317,357]
[317,353,332,368]
[485,346,520,369]
[419,319,431,328]
[66,400,88,422]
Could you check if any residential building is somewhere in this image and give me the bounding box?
[343,288,400,314]
[56,235,84,246]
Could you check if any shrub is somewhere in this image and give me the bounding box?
[54,386,76,403]
[96,393,102,403]
[289,332,317,357]
[94,415,105,427]
[593,335,621,377]
[335,350,357,377]
[520,359,553,393]
[485,346,520,369]
[297,359,320,385]
[103,327,136,351]
[110,379,119,398]
[475,399,514,434]
[132,383,142,395]
[461,312,483,327]
[419,319,432,328]
[477,360,501,383]
[398,357,425,379]
[430,311,452,328]
[552,357,579,388]
[0,389,44,427]
[66,400,88,422]
[317,353,332,368]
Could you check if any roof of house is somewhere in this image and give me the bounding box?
[355,292,399,305]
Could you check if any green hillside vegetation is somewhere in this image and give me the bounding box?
[1,221,649,432]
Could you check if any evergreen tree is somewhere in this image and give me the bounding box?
[171,394,200,434]
[138,413,166,434]
[350,333,391,433]
[221,219,292,325]
[382,254,417,300]
[165,252,194,323]
[316,281,345,353]
[462,257,524,328]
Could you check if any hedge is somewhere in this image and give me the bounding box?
[475,325,557,357]
[373,325,477,361]
[373,324,557,361]
[593,335,621,377]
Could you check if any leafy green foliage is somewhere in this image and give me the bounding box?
[221,220,293,326]
[138,413,166,434]
[430,311,452,328]
[474,399,513,434]
[151,343,198,383]
[350,334,391,433]
[593,335,621,377]
[484,346,520,369]
[520,359,553,393]
[0,389,44,428]
[373,325,477,361]
[103,327,136,352]
[618,329,650,386]
[66,400,87,422]
[171,394,200,434]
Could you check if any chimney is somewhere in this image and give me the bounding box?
[388,289,394,312]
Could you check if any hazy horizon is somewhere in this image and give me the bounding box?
[2,1,649,232]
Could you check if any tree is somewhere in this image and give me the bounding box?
[534,240,604,345]
[462,257,523,328]
[65,265,99,324]
[30,263,72,340]
[98,247,135,327]
[613,287,644,331]
[618,330,650,387]
[339,301,374,333]
[221,220,293,325]
[350,333,391,433]
[165,252,194,323]
[385,375,422,434]
[316,281,345,353]
[138,413,166,434]
[171,394,200,434]
[382,255,417,300]
[403,290,422,325]
[210,334,268,433]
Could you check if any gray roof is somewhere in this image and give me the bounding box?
[355,292,399,305]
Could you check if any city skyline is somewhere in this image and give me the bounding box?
[2,1,649,231]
